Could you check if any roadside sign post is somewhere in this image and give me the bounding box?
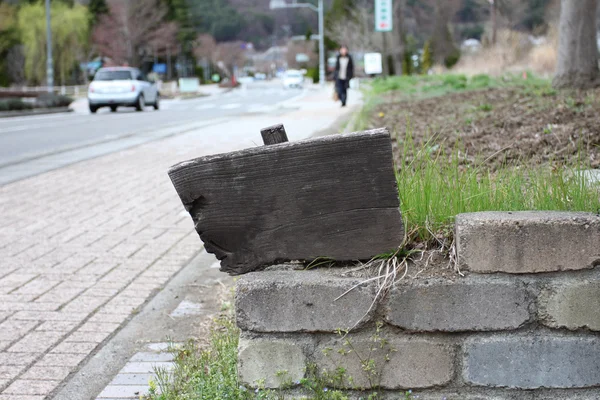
[375,0,393,32]
[364,53,383,75]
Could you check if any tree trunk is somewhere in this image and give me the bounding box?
[431,0,457,66]
[553,0,600,89]
[382,32,390,76]
[393,0,405,75]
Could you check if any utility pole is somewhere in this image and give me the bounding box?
[490,0,497,45]
[318,0,325,87]
[45,0,54,93]
[167,45,172,80]
[270,0,326,87]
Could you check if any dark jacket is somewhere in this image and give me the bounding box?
[334,54,354,82]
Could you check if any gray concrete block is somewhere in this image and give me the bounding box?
[464,336,600,388]
[236,270,376,332]
[238,337,307,388]
[386,278,532,331]
[456,212,600,274]
[315,331,454,389]
[540,282,600,331]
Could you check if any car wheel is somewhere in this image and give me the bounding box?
[153,95,159,110]
[89,105,98,114]
[110,106,118,112]
[136,95,145,112]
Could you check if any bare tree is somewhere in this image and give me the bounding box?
[553,0,599,89]
[92,0,177,66]
[193,33,217,64]
[213,41,247,77]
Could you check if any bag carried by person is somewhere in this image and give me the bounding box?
[332,90,339,101]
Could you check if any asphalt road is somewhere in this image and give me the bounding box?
[0,81,304,185]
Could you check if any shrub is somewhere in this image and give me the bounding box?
[421,41,433,74]
[307,67,319,83]
[0,98,34,111]
[35,93,73,108]
[444,48,461,69]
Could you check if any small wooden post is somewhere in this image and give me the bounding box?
[261,124,289,145]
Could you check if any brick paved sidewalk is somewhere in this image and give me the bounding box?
[0,85,358,399]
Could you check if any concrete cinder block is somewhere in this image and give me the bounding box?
[386,278,532,332]
[238,337,307,388]
[540,282,600,331]
[456,212,600,274]
[236,270,376,332]
[315,331,454,389]
[464,336,600,388]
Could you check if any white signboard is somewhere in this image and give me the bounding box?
[364,53,383,75]
[375,0,393,32]
[295,53,310,63]
[178,77,200,93]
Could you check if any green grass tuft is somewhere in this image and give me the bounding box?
[397,131,600,242]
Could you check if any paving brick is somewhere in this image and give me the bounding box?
[130,352,174,362]
[105,296,147,309]
[386,278,532,331]
[119,362,174,374]
[539,282,600,331]
[34,321,79,332]
[236,270,376,332]
[7,331,65,353]
[456,212,600,273]
[0,295,36,303]
[0,275,37,292]
[97,385,150,398]
[20,366,72,381]
[77,322,120,333]
[0,366,25,380]
[82,288,120,298]
[50,341,98,354]
[36,353,87,367]
[110,373,155,385]
[11,312,87,322]
[0,353,39,366]
[73,262,116,277]
[66,330,112,343]
[87,313,129,324]
[0,303,59,312]
[0,395,46,400]
[60,296,110,314]
[12,278,60,296]
[34,287,86,305]
[0,320,39,342]
[464,335,600,388]
[3,380,60,396]
[0,313,12,323]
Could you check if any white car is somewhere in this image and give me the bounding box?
[88,67,159,113]
[282,70,304,89]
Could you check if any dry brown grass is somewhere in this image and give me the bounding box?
[453,27,558,77]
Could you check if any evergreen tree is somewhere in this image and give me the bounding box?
[88,0,108,26]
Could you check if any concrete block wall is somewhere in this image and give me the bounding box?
[235,212,600,399]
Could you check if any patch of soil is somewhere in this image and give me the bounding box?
[368,87,600,170]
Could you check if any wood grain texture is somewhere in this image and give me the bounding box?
[261,123,289,145]
[168,128,404,275]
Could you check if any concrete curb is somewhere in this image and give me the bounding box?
[0,107,73,119]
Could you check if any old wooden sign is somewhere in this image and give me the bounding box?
[168,125,404,275]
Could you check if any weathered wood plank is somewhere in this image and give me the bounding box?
[261,123,289,145]
[168,128,404,275]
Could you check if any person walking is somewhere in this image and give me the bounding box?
[334,45,354,107]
